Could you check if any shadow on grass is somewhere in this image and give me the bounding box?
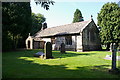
[52,50,96,59]
[2,57,120,78]
[2,49,120,78]
[18,50,96,59]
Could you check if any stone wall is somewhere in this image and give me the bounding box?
[42,38,51,42]
[53,36,77,51]
[82,20,102,51]
[41,35,83,51]
[33,41,40,49]
[76,35,83,52]
[54,37,65,50]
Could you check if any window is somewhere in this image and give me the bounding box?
[65,36,72,45]
[51,37,55,44]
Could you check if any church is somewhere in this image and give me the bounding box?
[26,19,102,52]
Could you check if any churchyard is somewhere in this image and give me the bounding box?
[2,49,120,78]
[2,1,120,79]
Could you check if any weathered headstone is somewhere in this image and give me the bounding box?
[44,42,53,59]
[60,43,66,53]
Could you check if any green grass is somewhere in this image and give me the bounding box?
[2,49,120,78]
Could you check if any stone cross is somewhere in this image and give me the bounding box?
[60,43,66,53]
[44,42,53,59]
[109,43,120,74]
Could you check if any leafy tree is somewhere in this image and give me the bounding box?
[73,9,84,23]
[31,13,46,35]
[97,2,120,71]
[2,2,32,51]
[2,0,54,51]
[34,0,55,10]
[97,2,120,49]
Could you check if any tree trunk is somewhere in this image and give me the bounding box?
[13,35,17,50]
[13,35,15,50]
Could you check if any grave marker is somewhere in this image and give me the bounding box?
[60,43,66,53]
[44,42,53,59]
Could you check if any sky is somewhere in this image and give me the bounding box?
[30,0,119,28]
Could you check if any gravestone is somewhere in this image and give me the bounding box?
[60,43,66,53]
[44,42,53,59]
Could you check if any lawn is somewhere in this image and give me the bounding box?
[2,49,120,78]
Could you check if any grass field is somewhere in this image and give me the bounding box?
[2,49,120,78]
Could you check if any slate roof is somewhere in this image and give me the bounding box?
[35,20,92,38]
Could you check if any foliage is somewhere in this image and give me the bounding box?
[73,9,84,23]
[31,13,46,35]
[97,2,120,45]
[2,49,120,78]
[34,0,55,10]
[2,2,32,51]
[2,1,53,51]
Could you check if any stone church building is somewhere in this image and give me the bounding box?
[26,19,102,52]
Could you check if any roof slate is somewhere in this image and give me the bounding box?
[35,20,92,38]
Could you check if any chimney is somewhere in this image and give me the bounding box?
[42,22,47,30]
[80,17,84,21]
[91,15,93,20]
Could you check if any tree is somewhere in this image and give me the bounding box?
[31,13,46,35]
[73,9,84,23]
[2,2,32,51]
[2,1,54,51]
[97,2,120,49]
[97,2,120,72]
[34,0,55,10]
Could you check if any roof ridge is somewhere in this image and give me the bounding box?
[46,20,91,30]
[80,19,92,32]
[35,19,93,37]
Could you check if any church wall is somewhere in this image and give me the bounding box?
[76,35,83,52]
[25,20,101,51]
[53,36,77,51]
[82,20,102,51]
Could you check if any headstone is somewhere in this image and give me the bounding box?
[44,42,53,59]
[60,43,66,53]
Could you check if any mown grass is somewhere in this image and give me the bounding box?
[2,49,120,78]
